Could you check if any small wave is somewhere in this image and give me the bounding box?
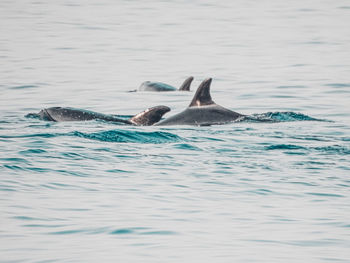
[242,111,323,122]
[13,216,52,221]
[140,230,177,235]
[25,113,41,119]
[0,133,59,139]
[49,229,84,235]
[277,85,306,89]
[0,129,181,144]
[325,83,350,88]
[110,228,135,235]
[19,149,47,155]
[173,143,202,151]
[71,129,182,143]
[266,144,307,150]
[9,85,38,90]
[307,192,345,198]
[110,228,177,236]
[265,144,349,155]
[45,226,176,236]
[314,145,350,155]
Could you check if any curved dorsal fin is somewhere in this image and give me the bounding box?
[129,105,171,126]
[189,78,214,107]
[178,76,194,91]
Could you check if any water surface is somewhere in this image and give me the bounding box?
[1,0,350,262]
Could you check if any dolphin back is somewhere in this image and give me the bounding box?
[31,107,132,124]
[155,78,243,126]
[138,81,176,92]
[29,106,170,125]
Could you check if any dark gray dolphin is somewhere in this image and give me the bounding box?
[154,78,244,126]
[138,76,193,92]
[28,78,243,126]
[29,106,170,126]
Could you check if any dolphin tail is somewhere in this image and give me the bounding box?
[189,78,215,107]
[129,105,171,126]
[178,76,194,91]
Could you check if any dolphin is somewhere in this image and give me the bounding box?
[28,106,171,126]
[137,76,193,92]
[28,78,243,126]
[154,78,244,126]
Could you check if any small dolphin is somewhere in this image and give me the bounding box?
[29,106,170,126]
[154,78,244,126]
[137,76,193,92]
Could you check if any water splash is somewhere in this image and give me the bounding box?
[241,112,324,122]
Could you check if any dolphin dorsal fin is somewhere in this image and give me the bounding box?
[189,78,214,107]
[129,105,171,126]
[178,76,194,91]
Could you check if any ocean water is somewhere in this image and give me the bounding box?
[1,0,350,262]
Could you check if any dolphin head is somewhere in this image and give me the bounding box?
[129,105,171,126]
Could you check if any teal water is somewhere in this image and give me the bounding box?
[1,1,350,262]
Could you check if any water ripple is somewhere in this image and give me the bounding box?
[0,129,182,144]
[72,129,182,143]
[243,112,324,122]
[1,1,350,262]
[9,85,38,90]
[307,192,345,198]
[45,227,178,236]
[325,83,350,88]
[265,144,349,155]
[266,144,306,150]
